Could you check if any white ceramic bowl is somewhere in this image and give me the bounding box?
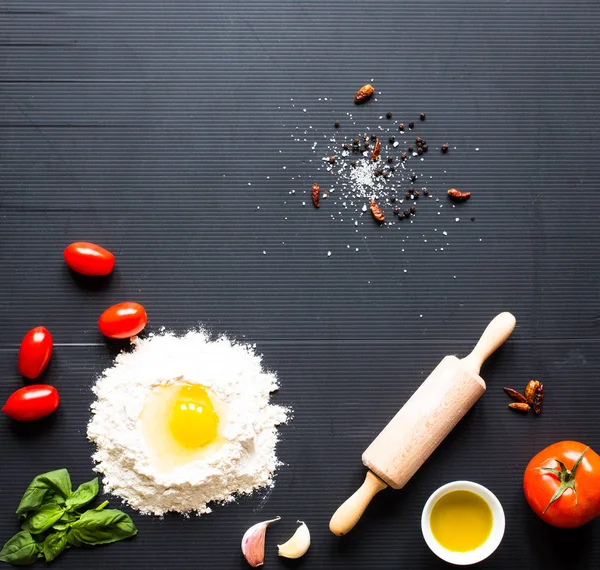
[421,481,505,565]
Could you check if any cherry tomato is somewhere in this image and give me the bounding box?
[2,385,60,421]
[524,441,600,528]
[64,242,115,276]
[18,326,53,379]
[98,302,148,339]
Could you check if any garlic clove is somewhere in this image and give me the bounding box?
[277,520,311,559]
[241,516,280,567]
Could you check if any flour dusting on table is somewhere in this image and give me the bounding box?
[87,330,289,516]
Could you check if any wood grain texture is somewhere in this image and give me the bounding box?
[363,356,486,489]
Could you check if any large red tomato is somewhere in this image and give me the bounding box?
[524,441,600,528]
[98,302,147,339]
[18,326,53,379]
[64,242,115,276]
[2,385,60,421]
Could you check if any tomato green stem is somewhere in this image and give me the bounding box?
[535,448,588,514]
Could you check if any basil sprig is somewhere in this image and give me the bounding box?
[0,469,137,565]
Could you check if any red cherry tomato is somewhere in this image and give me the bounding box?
[98,302,148,339]
[64,242,115,276]
[18,326,53,379]
[2,385,60,421]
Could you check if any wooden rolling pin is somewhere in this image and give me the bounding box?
[329,312,516,536]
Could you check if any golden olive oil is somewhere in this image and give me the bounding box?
[430,490,493,552]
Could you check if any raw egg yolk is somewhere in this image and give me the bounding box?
[168,384,219,449]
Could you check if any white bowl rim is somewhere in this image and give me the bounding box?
[421,480,505,566]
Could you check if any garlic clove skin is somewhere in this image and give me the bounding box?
[277,520,311,559]
[241,517,280,567]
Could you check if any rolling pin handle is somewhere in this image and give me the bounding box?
[329,471,388,536]
[461,312,516,375]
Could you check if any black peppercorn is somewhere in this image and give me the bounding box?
[386,112,393,119]
[343,143,349,151]
[404,210,410,217]
[353,138,360,145]
[334,120,340,129]
[364,141,370,149]
[399,123,405,131]
[415,136,423,145]
[405,192,411,199]
[389,135,396,144]
[374,170,382,177]
[408,121,414,129]
[393,207,399,215]
[370,134,376,141]
[422,144,428,152]
[390,194,396,202]
[387,156,393,164]
[410,205,416,213]
[408,146,414,153]
[390,166,395,173]
[414,191,419,198]
[420,113,426,121]
[409,186,415,192]
[417,147,424,155]
[423,188,429,196]
[329,156,335,164]
[401,152,407,161]
[441,143,449,153]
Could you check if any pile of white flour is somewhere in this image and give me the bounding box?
[87,330,289,516]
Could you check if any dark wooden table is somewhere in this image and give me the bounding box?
[1,1,599,568]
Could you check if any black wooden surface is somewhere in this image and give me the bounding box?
[1,1,600,568]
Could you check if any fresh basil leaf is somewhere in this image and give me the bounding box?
[68,509,137,546]
[0,531,42,566]
[42,532,67,563]
[51,523,69,532]
[16,470,72,519]
[21,504,65,535]
[65,532,82,548]
[66,478,99,512]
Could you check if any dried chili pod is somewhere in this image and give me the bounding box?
[504,387,528,404]
[371,138,381,161]
[532,382,544,415]
[354,84,374,104]
[311,184,321,209]
[447,188,471,201]
[524,380,541,405]
[509,402,531,412]
[369,200,384,222]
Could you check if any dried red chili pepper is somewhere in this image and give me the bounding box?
[311,184,321,208]
[369,199,384,222]
[447,188,471,201]
[371,138,381,161]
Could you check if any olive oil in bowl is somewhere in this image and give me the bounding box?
[421,481,505,565]
[430,490,493,552]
